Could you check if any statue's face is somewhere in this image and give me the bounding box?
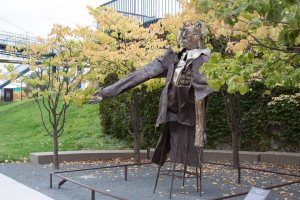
[178,22,205,49]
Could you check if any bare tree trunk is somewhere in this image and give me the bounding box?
[53,130,59,169]
[131,89,141,164]
[230,95,240,167]
[223,91,241,167]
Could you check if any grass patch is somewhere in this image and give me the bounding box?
[0,99,127,162]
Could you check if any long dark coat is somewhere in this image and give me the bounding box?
[99,47,213,164]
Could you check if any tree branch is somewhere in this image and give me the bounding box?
[35,97,52,137]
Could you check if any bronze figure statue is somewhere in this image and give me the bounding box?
[92,21,212,196]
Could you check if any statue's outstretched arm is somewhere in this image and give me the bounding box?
[93,48,175,100]
[98,59,164,99]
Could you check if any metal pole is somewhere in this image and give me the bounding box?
[169,135,181,199]
[124,165,128,181]
[91,190,95,200]
[182,164,187,187]
[238,166,241,184]
[50,174,53,189]
[196,167,199,192]
[153,130,168,194]
[200,164,202,197]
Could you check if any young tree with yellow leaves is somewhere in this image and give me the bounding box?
[23,25,95,169]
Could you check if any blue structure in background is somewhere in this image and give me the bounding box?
[0,31,39,98]
[0,31,42,58]
[100,0,182,27]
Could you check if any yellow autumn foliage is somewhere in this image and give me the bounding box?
[85,6,168,89]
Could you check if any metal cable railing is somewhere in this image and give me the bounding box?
[0,31,42,47]
[100,0,182,26]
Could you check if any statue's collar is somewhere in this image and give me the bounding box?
[175,47,211,62]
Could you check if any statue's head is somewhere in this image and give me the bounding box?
[178,21,205,50]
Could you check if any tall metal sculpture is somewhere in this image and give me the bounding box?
[92,21,212,197]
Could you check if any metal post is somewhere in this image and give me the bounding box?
[50,173,53,189]
[182,164,187,187]
[238,166,241,184]
[169,135,180,199]
[199,164,202,197]
[124,165,128,181]
[196,167,199,192]
[91,190,95,200]
[153,130,169,194]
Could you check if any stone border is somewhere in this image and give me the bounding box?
[30,150,300,165]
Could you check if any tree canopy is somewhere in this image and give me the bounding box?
[188,0,300,94]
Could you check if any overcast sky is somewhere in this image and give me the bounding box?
[0,0,110,38]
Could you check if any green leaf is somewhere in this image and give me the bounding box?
[251,0,270,16]
[285,0,298,6]
[249,18,263,29]
[239,84,249,95]
[247,52,254,61]
[266,0,285,22]
[264,90,271,95]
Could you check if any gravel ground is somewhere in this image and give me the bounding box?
[0,160,299,200]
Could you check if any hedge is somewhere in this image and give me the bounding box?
[99,77,300,152]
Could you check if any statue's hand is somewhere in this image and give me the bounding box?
[89,90,103,104]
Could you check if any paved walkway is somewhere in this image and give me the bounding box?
[0,173,53,200]
[0,161,299,200]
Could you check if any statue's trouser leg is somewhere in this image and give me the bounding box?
[153,127,170,193]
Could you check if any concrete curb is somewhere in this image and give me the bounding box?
[30,150,154,164]
[30,150,300,165]
[260,151,300,165]
[203,150,261,162]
